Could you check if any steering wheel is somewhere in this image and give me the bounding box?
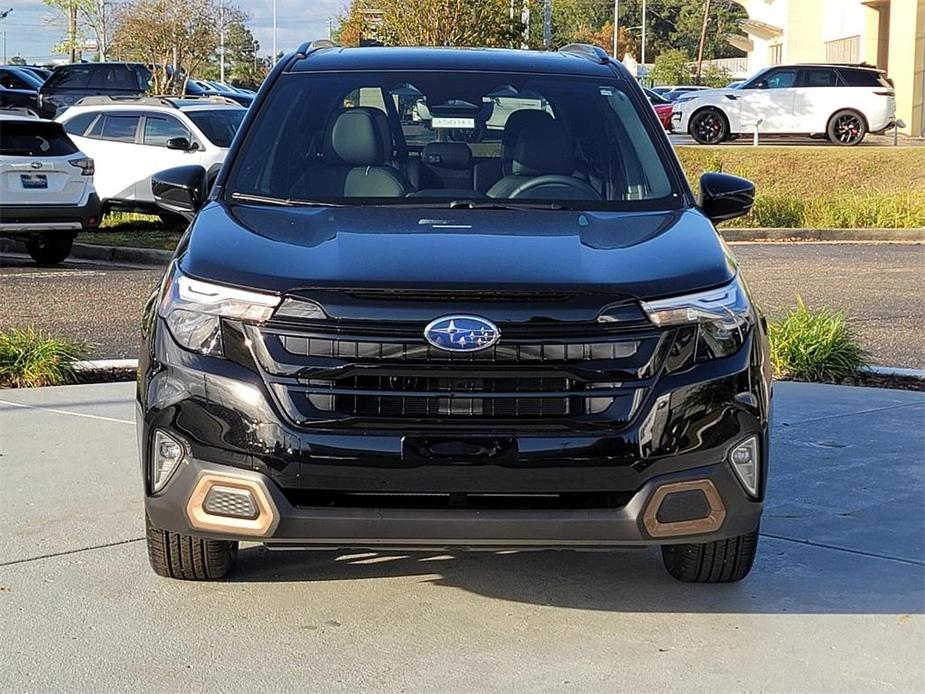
[509,175,600,200]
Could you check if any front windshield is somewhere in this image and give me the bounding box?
[225,71,679,211]
[186,108,245,148]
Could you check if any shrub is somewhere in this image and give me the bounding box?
[768,297,867,382]
[0,327,88,388]
[650,49,691,87]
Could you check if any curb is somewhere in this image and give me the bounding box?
[73,359,139,372]
[861,365,925,380]
[721,228,925,243]
[0,237,173,266]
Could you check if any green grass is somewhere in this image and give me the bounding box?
[80,211,185,250]
[677,146,925,228]
[0,327,88,388]
[768,297,868,382]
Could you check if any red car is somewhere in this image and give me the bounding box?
[645,88,674,131]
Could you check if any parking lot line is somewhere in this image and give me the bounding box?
[0,398,133,425]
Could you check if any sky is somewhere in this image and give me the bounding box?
[0,0,347,63]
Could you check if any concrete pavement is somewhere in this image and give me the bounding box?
[0,381,922,692]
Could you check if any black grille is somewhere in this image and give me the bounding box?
[280,334,638,363]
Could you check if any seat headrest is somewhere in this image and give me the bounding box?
[511,117,575,177]
[422,142,472,169]
[330,108,389,165]
[500,110,555,176]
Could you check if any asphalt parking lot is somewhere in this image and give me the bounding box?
[0,380,922,692]
[1,242,923,367]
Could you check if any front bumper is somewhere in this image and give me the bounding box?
[145,453,762,548]
[0,193,101,234]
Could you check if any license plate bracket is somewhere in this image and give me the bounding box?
[402,436,518,465]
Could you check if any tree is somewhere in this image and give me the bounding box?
[111,0,240,94]
[336,0,524,48]
[649,48,691,86]
[43,0,113,60]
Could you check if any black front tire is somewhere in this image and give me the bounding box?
[827,109,866,146]
[26,234,73,265]
[145,513,238,580]
[661,529,759,583]
[689,108,729,145]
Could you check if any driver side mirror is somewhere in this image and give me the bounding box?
[699,173,755,223]
[752,80,768,90]
[166,136,196,151]
[152,165,207,221]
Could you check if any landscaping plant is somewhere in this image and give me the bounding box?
[768,297,867,382]
[0,327,88,388]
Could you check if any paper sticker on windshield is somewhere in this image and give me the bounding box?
[432,117,476,129]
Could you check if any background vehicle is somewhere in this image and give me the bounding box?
[0,82,40,116]
[1,65,45,92]
[20,65,53,83]
[662,85,711,102]
[140,42,769,584]
[38,62,153,118]
[644,88,673,130]
[57,96,245,215]
[0,115,100,264]
[186,78,254,107]
[671,64,895,145]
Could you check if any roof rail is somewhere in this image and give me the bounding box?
[295,39,339,58]
[557,43,610,65]
[74,95,177,108]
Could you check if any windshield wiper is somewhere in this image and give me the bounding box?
[230,192,345,207]
[447,199,567,211]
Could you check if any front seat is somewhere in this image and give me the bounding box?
[329,108,412,197]
[486,116,600,200]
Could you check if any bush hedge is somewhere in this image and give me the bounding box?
[676,146,925,228]
[0,327,88,388]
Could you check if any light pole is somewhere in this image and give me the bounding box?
[272,0,277,64]
[0,8,10,65]
[641,0,647,65]
[612,0,618,58]
[219,1,225,82]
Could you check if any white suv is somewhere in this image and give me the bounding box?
[671,64,896,146]
[0,114,100,264]
[56,96,246,215]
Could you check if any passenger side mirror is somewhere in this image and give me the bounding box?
[152,165,207,221]
[699,173,755,223]
[166,136,194,151]
[752,80,767,90]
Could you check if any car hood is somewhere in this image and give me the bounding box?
[179,202,735,301]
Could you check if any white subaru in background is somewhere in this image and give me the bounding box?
[671,63,896,146]
[56,96,246,216]
[0,113,100,264]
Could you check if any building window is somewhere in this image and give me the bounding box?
[768,44,782,65]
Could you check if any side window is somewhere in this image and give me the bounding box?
[802,69,838,87]
[838,69,888,87]
[90,114,140,142]
[765,70,797,89]
[142,115,191,147]
[62,112,98,137]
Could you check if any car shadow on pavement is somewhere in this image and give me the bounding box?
[229,539,924,615]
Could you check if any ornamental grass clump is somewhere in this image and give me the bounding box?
[768,297,867,382]
[0,327,88,388]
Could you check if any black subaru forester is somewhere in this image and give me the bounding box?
[139,41,771,582]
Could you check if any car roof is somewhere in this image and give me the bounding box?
[770,63,885,73]
[65,96,244,112]
[288,46,622,79]
[0,113,54,123]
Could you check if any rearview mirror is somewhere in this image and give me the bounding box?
[699,173,755,223]
[152,165,207,221]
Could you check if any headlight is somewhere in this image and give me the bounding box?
[158,264,280,356]
[642,277,753,363]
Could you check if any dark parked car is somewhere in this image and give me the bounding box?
[186,78,254,107]
[141,42,770,583]
[38,62,153,117]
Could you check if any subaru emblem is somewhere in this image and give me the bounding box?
[424,315,500,352]
[30,162,42,169]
